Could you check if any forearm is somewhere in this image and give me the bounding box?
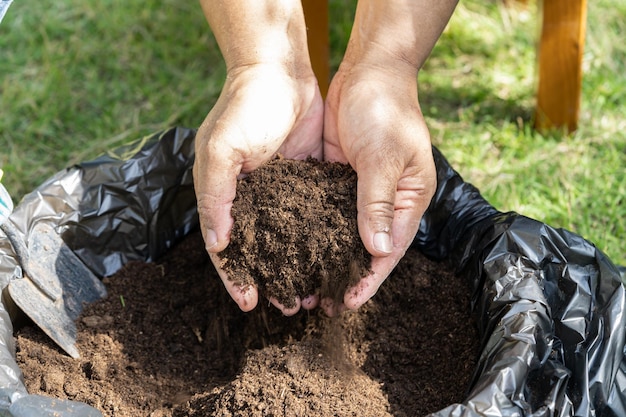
[199,0,312,77]
[343,0,458,75]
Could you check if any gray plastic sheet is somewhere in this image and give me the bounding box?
[0,126,624,416]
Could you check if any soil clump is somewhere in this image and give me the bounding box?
[218,157,371,308]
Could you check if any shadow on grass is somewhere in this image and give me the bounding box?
[419,80,535,126]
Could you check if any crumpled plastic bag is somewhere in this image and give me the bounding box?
[0,126,624,416]
[419,148,626,417]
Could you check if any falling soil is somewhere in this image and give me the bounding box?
[219,157,371,308]
[15,158,481,417]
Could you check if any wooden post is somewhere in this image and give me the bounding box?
[535,0,587,133]
[302,0,330,98]
[503,0,529,7]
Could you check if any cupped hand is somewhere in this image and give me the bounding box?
[322,63,437,316]
[193,63,324,314]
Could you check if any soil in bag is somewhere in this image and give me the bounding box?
[15,158,481,417]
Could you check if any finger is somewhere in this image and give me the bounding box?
[354,134,436,258]
[209,253,258,312]
[344,198,432,309]
[354,150,404,258]
[319,297,346,317]
[320,297,337,317]
[343,253,402,310]
[269,296,302,316]
[301,294,319,310]
[193,131,241,254]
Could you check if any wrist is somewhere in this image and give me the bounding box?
[341,0,458,74]
[339,53,419,83]
[333,60,419,97]
[223,31,313,79]
[225,62,318,92]
[201,0,312,78]
[341,1,421,75]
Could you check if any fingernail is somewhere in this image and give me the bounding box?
[205,228,218,250]
[373,231,392,254]
[238,285,257,312]
[301,294,318,310]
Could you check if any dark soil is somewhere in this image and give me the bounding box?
[219,157,371,308]
[15,157,481,417]
[15,231,479,417]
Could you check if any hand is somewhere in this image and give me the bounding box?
[193,63,324,314]
[322,63,437,316]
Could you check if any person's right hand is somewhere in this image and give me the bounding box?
[193,63,324,315]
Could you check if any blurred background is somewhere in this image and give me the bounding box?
[0,0,624,265]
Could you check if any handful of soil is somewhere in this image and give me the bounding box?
[218,157,371,308]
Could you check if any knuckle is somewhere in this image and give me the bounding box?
[362,201,395,231]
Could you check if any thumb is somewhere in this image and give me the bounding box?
[355,153,403,258]
[195,136,260,312]
[193,135,240,254]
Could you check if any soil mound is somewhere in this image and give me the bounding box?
[16,232,479,416]
[15,157,480,416]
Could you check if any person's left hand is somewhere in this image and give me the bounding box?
[322,63,437,316]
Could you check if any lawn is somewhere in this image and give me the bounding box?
[1,0,624,266]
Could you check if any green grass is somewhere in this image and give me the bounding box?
[1,0,624,266]
[419,0,626,266]
[1,0,224,195]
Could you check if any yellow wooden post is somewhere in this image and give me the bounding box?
[535,0,587,133]
[302,0,330,98]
